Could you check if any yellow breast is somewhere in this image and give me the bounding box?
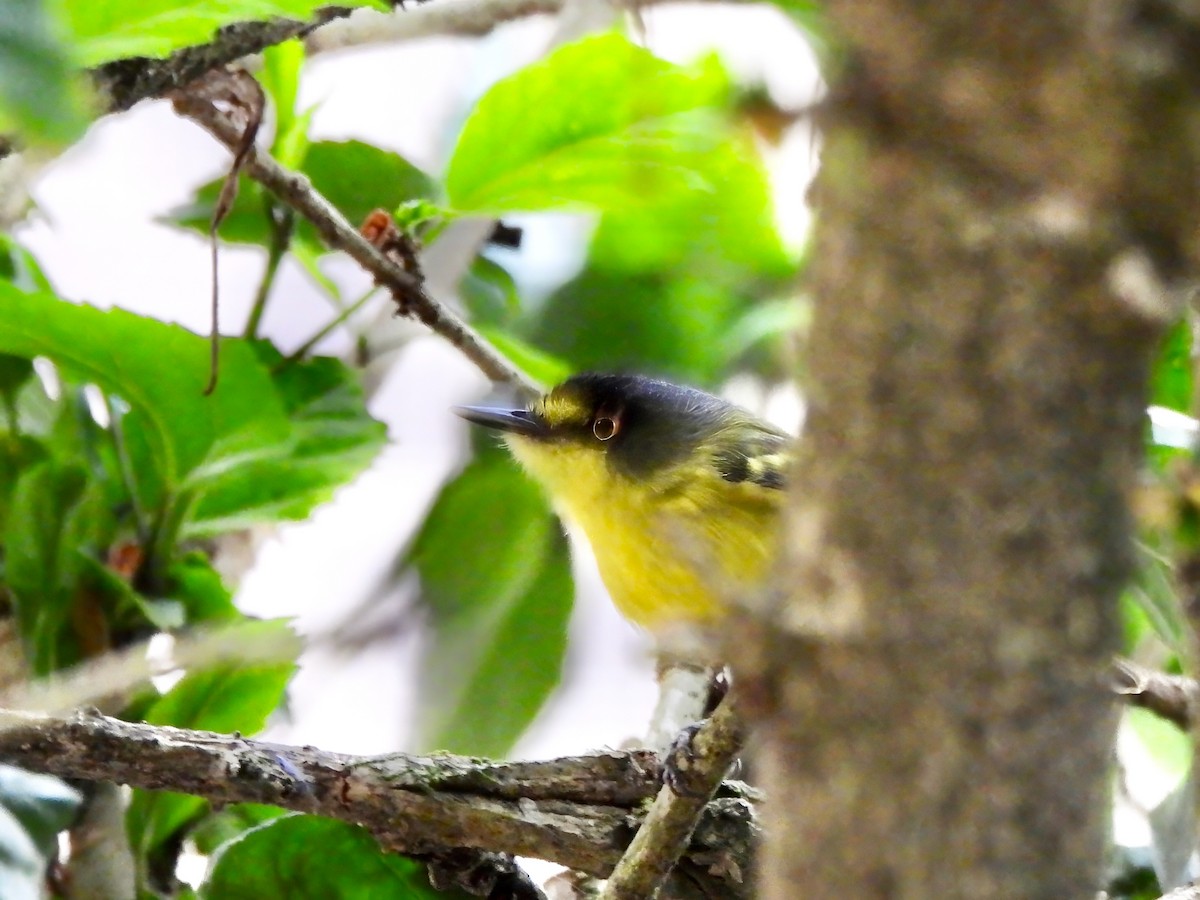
[506,435,782,630]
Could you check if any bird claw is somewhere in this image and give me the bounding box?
[662,722,710,798]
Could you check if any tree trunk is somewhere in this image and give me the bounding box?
[744,3,1200,896]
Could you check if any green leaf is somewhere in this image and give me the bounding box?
[164,179,275,248]
[588,130,791,279]
[0,0,89,146]
[428,530,572,756]
[63,0,386,67]
[1152,317,1193,414]
[411,454,572,756]
[185,347,386,535]
[190,804,286,855]
[261,40,305,164]
[0,434,46,534]
[445,33,730,214]
[202,815,464,899]
[128,619,299,858]
[475,326,571,389]
[165,141,435,251]
[0,354,33,407]
[301,140,436,227]
[76,553,185,632]
[529,271,743,387]
[0,765,81,858]
[166,553,242,623]
[4,459,112,673]
[144,618,298,733]
[0,237,52,295]
[0,284,291,492]
[460,256,520,326]
[1128,543,1188,656]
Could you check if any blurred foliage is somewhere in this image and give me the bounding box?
[201,815,473,899]
[0,0,89,146]
[408,443,573,757]
[0,11,819,895]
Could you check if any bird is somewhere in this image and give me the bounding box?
[455,372,792,630]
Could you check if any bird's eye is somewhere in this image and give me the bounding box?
[593,415,618,441]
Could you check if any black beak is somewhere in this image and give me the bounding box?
[454,405,548,437]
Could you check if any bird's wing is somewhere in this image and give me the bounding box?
[709,420,793,491]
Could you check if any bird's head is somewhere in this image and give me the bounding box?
[455,373,737,486]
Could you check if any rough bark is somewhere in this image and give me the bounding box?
[0,709,756,897]
[741,2,1200,897]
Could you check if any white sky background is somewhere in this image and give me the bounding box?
[16,5,821,761]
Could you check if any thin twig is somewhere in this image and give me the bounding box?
[284,286,381,364]
[195,70,264,394]
[0,626,301,719]
[244,201,294,338]
[171,81,538,393]
[600,694,746,900]
[0,708,752,891]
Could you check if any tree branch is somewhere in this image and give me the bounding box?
[0,708,754,891]
[1111,657,1200,732]
[93,9,355,113]
[306,0,724,55]
[170,73,538,392]
[601,695,749,900]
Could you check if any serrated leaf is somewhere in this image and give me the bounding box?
[445,33,730,214]
[185,347,386,535]
[411,454,572,756]
[0,285,291,491]
[64,1,386,67]
[201,815,467,899]
[128,619,299,858]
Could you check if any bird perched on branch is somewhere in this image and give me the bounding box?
[456,373,791,630]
